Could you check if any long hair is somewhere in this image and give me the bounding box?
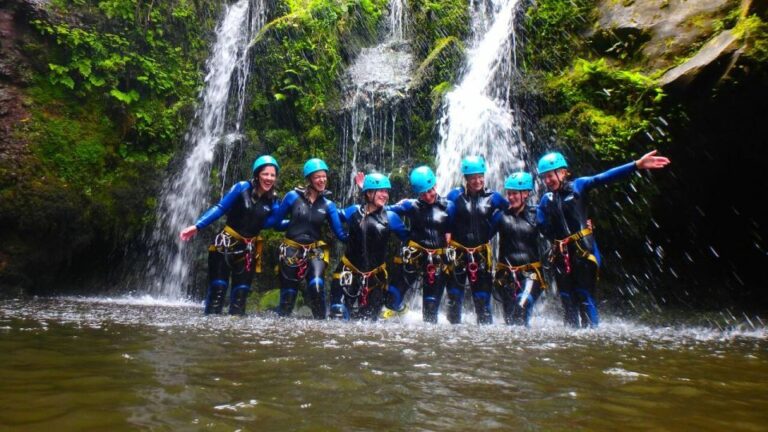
[253,165,277,200]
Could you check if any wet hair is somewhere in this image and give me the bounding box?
[253,164,277,200]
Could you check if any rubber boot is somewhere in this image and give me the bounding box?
[560,292,580,328]
[228,285,249,316]
[307,278,326,319]
[329,303,350,320]
[446,287,463,324]
[473,291,492,325]
[278,288,297,317]
[423,298,439,324]
[205,280,227,315]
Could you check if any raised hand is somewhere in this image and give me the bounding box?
[636,150,671,170]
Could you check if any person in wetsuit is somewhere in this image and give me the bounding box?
[269,158,348,319]
[491,172,546,326]
[179,155,281,315]
[536,150,670,328]
[385,166,455,323]
[329,173,409,321]
[446,156,508,324]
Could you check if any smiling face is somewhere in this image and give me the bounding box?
[256,165,277,194]
[419,187,437,204]
[506,189,529,211]
[465,173,485,193]
[366,189,390,208]
[541,168,567,191]
[308,170,328,192]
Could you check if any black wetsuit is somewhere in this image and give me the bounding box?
[387,197,455,323]
[446,187,507,324]
[194,180,279,315]
[330,205,409,320]
[491,205,544,326]
[537,161,636,328]
[269,187,347,319]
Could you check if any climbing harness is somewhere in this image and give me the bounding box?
[548,227,597,274]
[395,240,446,284]
[209,225,263,273]
[333,256,387,307]
[449,240,491,284]
[279,238,328,281]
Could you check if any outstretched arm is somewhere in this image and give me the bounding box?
[179,181,249,241]
[327,201,349,242]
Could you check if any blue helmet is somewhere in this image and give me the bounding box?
[303,158,329,177]
[504,172,533,191]
[362,173,391,191]
[537,152,568,175]
[252,155,279,174]
[409,165,436,194]
[460,156,486,175]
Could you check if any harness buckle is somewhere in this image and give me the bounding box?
[339,270,353,287]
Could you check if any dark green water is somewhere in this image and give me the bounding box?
[1,297,766,431]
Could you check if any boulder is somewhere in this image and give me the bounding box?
[659,30,742,90]
[593,0,739,70]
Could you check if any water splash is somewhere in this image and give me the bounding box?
[435,0,527,194]
[140,0,267,300]
[338,0,413,201]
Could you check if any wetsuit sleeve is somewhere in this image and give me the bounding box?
[536,193,555,241]
[194,181,250,230]
[446,187,462,203]
[340,205,358,223]
[446,200,457,226]
[386,199,413,215]
[326,201,349,242]
[268,191,298,226]
[573,161,637,194]
[387,211,410,242]
[490,191,507,211]
[489,209,503,238]
[263,198,283,229]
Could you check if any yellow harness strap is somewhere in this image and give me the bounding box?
[208,226,264,273]
[281,237,329,264]
[496,261,547,289]
[333,256,388,282]
[449,239,492,268]
[554,227,598,267]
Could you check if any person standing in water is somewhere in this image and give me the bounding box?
[269,158,348,319]
[329,173,409,321]
[384,166,455,323]
[446,156,508,324]
[536,150,670,328]
[179,155,281,315]
[491,172,546,327]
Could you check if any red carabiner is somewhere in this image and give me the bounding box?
[426,263,436,285]
[468,261,479,283]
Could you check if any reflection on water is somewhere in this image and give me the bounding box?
[1,297,766,431]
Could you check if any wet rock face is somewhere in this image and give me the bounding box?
[0,3,36,167]
[659,30,741,90]
[593,0,739,69]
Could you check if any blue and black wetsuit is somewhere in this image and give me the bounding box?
[491,205,546,326]
[446,187,507,324]
[330,205,409,320]
[270,187,348,319]
[387,197,455,323]
[537,161,636,328]
[194,181,280,315]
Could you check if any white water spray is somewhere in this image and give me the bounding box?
[435,0,526,194]
[142,0,266,299]
[339,0,412,201]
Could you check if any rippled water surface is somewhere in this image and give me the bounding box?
[1,297,766,431]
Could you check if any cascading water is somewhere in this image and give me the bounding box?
[435,0,526,194]
[141,0,266,300]
[338,0,412,201]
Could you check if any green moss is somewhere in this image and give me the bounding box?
[733,15,768,62]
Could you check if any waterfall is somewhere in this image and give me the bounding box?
[141,0,266,300]
[338,0,412,202]
[435,0,526,194]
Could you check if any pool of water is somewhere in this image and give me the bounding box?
[1,297,766,431]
